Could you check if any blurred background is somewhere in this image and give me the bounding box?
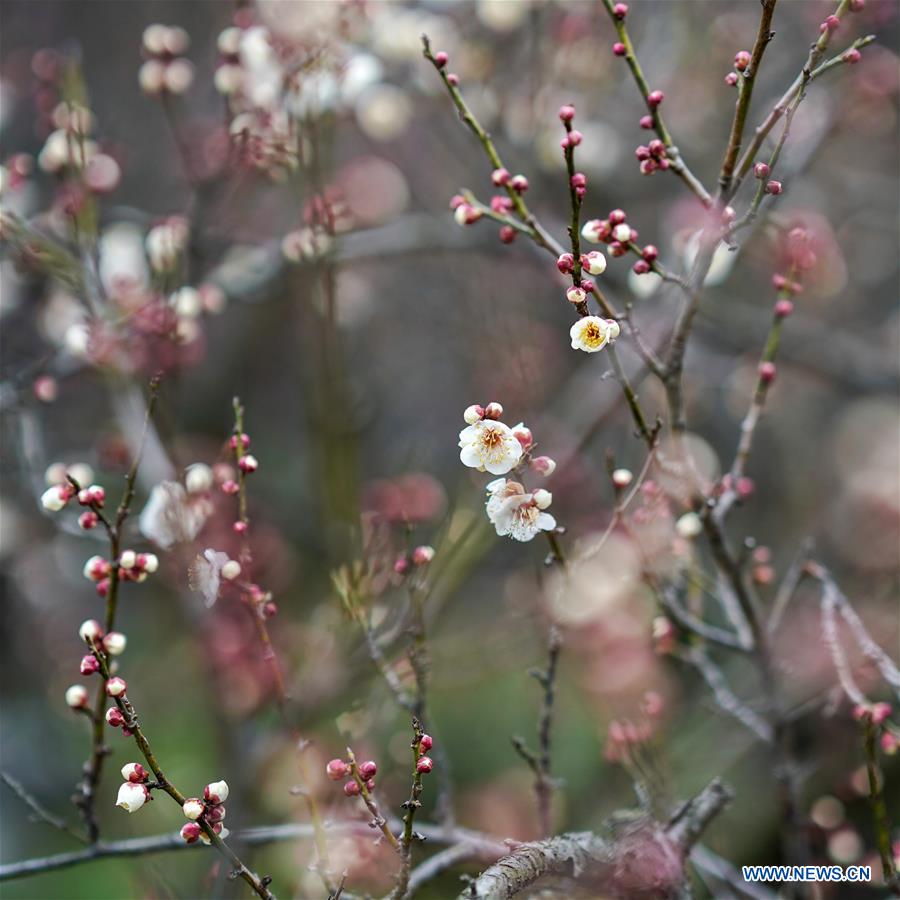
[1,1,898,897]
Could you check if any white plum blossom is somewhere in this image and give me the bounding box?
[570,316,619,353]
[116,782,149,813]
[139,481,211,549]
[485,479,557,542]
[459,419,523,475]
[188,549,231,607]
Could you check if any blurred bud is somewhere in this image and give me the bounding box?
[103,632,128,656]
[675,512,702,539]
[79,619,104,643]
[612,468,633,488]
[221,560,241,581]
[358,761,377,780]
[343,780,360,796]
[532,489,552,510]
[65,685,90,709]
[412,545,435,566]
[530,456,557,477]
[326,759,350,781]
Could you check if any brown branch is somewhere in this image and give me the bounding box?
[599,0,713,207]
[458,779,731,898]
[717,0,779,198]
[862,717,900,895]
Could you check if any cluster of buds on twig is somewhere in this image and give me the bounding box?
[459,403,560,543]
[393,545,435,577]
[138,24,194,96]
[326,756,379,797]
[180,780,230,843]
[116,763,152,813]
[82,550,158,596]
[853,703,899,755]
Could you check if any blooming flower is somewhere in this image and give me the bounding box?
[485,479,557,542]
[458,419,523,475]
[569,316,619,353]
[139,481,211,549]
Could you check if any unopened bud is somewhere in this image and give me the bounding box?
[106,677,127,697]
[65,685,90,709]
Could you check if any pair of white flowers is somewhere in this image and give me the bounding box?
[458,410,556,542]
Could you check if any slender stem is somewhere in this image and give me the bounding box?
[862,717,900,895]
[717,0,778,198]
[391,719,427,899]
[346,749,401,852]
[231,397,333,891]
[600,0,712,207]
[422,35,565,257]
[732,0,857,193]
[89,648,274,899]
[0,772,86,842]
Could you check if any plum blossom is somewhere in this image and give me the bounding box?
[570,316,619,353]
[485,479,557,542]
[139,481,211,549]
[188,549,231,607]
[459,418,523,475]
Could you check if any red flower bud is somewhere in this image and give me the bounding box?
[358,760,377,780]
[416,756,434,774]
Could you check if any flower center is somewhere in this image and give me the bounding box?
[583,322,605,347]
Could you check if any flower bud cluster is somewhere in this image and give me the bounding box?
[139,25,194,96]
[116,763,152,814]
[179,780,230,842]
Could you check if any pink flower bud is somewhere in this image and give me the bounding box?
[870,702,892,724]
[642,691,664,717]
[464,404,485,425]
[233,520,248,536]
[509,175,528,193]
[566,130,583,147]
[33,375,58,403]
[483,402,503,420]
[434,51,449,68]
[532,488,552,510]
[612,2,628,18]
[774,299,794,318]
[759,362,777,384]
[79,619,104,643]
[65,685,90,709]
[556,253,574,274]
[570,172,587,189]
[393,555,411,575]
[566,286,587,305]
[613,224,632,244]
[420,734,433,751]
[608,209,626,226]
[530,456,557,477]
[80,654,100,676]
[416,756,434,774]
[734,50,751,71]
[137,553,159,574]
[725,72,739,87]
[609,240,628,257]
[581,219,611,243]
[582,250,607,275]
[205,803,226,823]
[412,545,435,565]
[646,90,664,108]
[446,73,459,87]
[78,511,99,530]
[498,225,516,244]
[183,797,205,820]
[881,732,899,755]
[204,781,229,804]
[630,259,650,275]
[343,779,360,796]
[491,167,510,186]
[106,677,127,697]
[238,454,258,473]
[326,759,350,781]
[754,162,770,179]
[849,0,864,9]
[736,477,755,499]
[639,114,653,129]
[181,822,202,843]
[106,707,126,727]
[612,42,626,57]
[765,180,783,194]
[41,485,70,512]
[821,15,840,31]
[558,105,575,122]
[358,760,377,780]
[116,782,148,813]
[842,48,861,64]
[228,433,250,451]
[221,480,239,495]
[122,763,147,783]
